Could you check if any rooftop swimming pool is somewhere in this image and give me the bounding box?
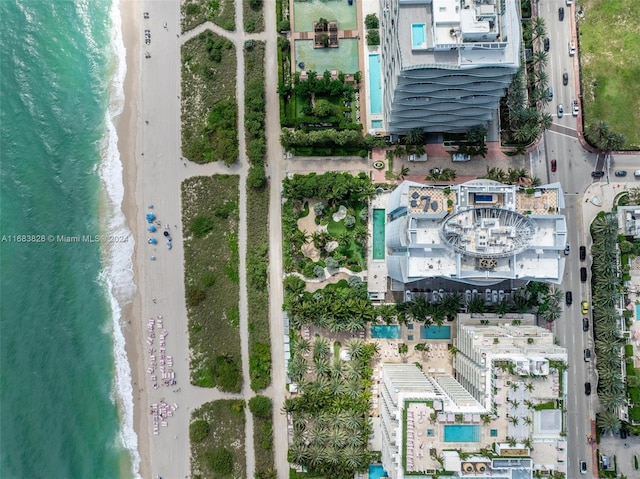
[444,425,481,442]
[371,325,400,339]
[412,23,426,49]
[420,325,451,339]
[368,54,382,115]
[369,464,389,479]
[373,209,386,260]
[294,38,359,74]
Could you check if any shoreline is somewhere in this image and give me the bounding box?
[117,0,150,477]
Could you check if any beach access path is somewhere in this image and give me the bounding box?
[121,0,287,478]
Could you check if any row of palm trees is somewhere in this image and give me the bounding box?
[590,213,626,435]
[483,166,542,187]
[285,337,377,477]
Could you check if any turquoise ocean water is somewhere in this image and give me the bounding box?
[1,1,139,477]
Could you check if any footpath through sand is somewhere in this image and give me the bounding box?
[119,0,282,477]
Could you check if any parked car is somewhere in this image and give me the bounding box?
[564,244,570,255]
[551,159,557,172]
[548,86,553,100]
[563,72,569,85]
[581,301,589,314]
[635,170,640,178]
[557,104,564,118]
[584,348,591,362]
[580,267,587,282]
[583,317,589,331]
[572,100,579,116]
[569,41,576,56]
[544,37,550,52]
[565,291,573,305]
[591,171,605,178]
[584,383,591,396]
[580,246,586,260]
[580,460,587,474]
[559,7,565,20]
[615,170,627,177]
[601,455,609,470]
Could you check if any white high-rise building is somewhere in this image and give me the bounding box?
[380,0,521,134]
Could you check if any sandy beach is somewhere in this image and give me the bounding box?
[118,1,254,478]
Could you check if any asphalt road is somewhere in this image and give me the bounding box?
[537,1,599,477]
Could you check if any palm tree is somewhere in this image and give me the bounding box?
[467,295,487,314]
[313,337,330,361]
[404,128,426,145]
[494,298,510,317]
[532,51,548,68]
[525,382,535,393]
[522,416,533,426]
[539,112,553,130]
[599,391,625,411]
[398,165,410,179]
[597,410,621,434]
[532,17,546,39]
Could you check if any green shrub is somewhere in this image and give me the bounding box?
[279,19,290,31]
[190,419,210,443]
[186,287,206,308]
[249,343,272,391]
[365,13,379,29]
[249,395,273,419]
[202,271,216,288]
[190,215,215,237]
[366,29,380,46]
[206,447,234,475]
[213,354,242,392]
[626,344,634,357]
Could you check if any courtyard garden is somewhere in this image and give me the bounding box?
[284,332,377,478]
[579,0,640,149]
[281,172,376,276]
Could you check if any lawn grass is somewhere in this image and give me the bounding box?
[190,400,246,479]
[181,0,236,32]
[182,176,242,392]
[579,0,640,148]
[244,0,264,33]
[181,31,238,164]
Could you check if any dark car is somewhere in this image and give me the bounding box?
[584,349,591,362]
[585,383,591,395]
[580,267,587,282]
[621,428,628,439]
[563,72,569,85]
[615,170,628,177]
[583,317,589,331]
[544,37,550,52]
[580,246,586,260]
[559,7,565,21]
[551,159,557,172]
[566,291,573,305]
[591,171,605,178]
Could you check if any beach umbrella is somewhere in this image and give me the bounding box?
[148,225,157,232]
[163,231,170,237]
[146,213,156,223]
[148,238,157,245]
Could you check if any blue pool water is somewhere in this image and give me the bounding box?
[444,425,481,442]
[371,325,401,339]
[420,325,451,339]
[371,119,383,128]
[412,23,426,48]
[369,464,389,479]
[636,304,640,320]
[368,54,382,114]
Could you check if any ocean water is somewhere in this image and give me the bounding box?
[0,1,139,478]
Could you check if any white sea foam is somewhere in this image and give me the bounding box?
[95,0,141,477]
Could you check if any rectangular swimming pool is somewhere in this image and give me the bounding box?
[371,325,401,339]
[412,23,426,49]
[369,464,389,479]
[636,303,640,320]
[420,325,451,339]
[373,209,386,260]
[444,425,481,442]
[368,54,382,115]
